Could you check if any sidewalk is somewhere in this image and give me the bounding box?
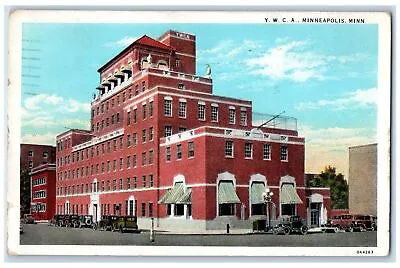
[147,227,324,235]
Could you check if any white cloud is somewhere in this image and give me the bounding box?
[105,36,138,47]
[21,93,90,130]
[21,132,57,146]
[295,87,377,110]
[244,39,367,82]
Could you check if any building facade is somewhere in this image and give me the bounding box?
[20,144,56,172]
[55,30,330,231]
[29,164,56,222]
[349,143,377,216]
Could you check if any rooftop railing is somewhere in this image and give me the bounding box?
[252,112,297,131]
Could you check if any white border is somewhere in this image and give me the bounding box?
[6,9,391,257]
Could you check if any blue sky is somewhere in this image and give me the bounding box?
[21,23,378,177]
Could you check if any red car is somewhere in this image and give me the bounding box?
[326,214,357,232]
[353,215,377,231]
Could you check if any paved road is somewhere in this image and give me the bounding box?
[20,224,377,247]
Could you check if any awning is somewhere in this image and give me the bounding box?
[280,184,303,204]
[176,188,192,204]
[101,80,111,86]
[108,76,117,82]
[218,181,241,204]
[122,64,132,73]
[114,70,124,78]
[96,85,105,90]
[251,182,265,204]
[158,182,185,204]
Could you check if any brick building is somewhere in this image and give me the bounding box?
[29,164,56,222]
[55,29,331,231]
[349,143,377,216]
[20,144,56,172]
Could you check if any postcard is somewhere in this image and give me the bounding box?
[7,10,391,257]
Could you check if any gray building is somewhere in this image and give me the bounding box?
[348,143,377,216]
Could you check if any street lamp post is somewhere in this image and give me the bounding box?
[262,188,274,232]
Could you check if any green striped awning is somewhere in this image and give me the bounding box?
[176,188,192,204]
[158,182,185,204]
[280,184,303,205]
[251,182,266,204]
[218,181,241,204]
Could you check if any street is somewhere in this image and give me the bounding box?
[20,224,377,247]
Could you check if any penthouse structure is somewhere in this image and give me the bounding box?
[55,30,331,231]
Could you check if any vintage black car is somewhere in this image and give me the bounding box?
[353,215,377,231]
[55,214,66,226]
[113,216,139,233]
[78,215,94,228]
[98,215,119,231]
[272,215,308,235]
[49,214,61,226]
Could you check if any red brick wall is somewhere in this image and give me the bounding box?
[30,165,56,221]
[20,144,56,172]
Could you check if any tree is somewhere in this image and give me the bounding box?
[308,166,349,209]
[20,170,31,215]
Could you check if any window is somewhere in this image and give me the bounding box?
[135,84,139,95]
[174,204,185,216]
[178,83,185,89]
[106,101,109,111]
[149,127,154,141]
[133,177,137,188]
[113,139,117,151]
[133,154,137,168]
[142,152,146,166]
[43,151,48,158]
[119,158,123,170]
[176,144,182,160]
[113,180,117,191]
[229,108,236,124]
[133,133,137,145]
[142,129,146,143]
[166,147,171,161]
[245,143,253,159]
[111,98,114,107]
[119,179,123,190]
[101,104,104,113]
[127,156,131,168]
[113,159,117,171]
[164,99,172,117]
[178,101,186,118]
[142,104,146,120]
[120,137,123,149]
[142,175,146,188]
[164,126,172,137]
[240,110,247,126]
[102,162,105,173]
[142,81,146,92]
[281,145,288,161]
[106,118,109,127]
[149,174,153,187]
[198,104,205,120]
[149,203,153,217]
[111,115,115,124]
[149,150,154,164]
[123,92,126,102]
[178,127,186,133]
[29,161,33,168]
[175,59,180,67]
[225,141,234,157]
[127,135,131,147]
[141,203,146,217]
[149,101,153,117]
[133,108,137,123]
[188,142,194,158]
[107,161,110,172]
[107,142,111,152]
[219,204,235,216]
[127,111,131,125]
[107,180,110,191]
[101,181,105,192]
[211,106,218,122]
[263,144,271,160]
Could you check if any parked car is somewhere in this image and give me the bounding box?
[23,214,36,224]
[56,215,66,227]
[353,214,377,231]
[78,215,94,228]
[272,215,308,235]
[70,215,80,228]
[113,216,139,233]
[98,215,119,231]
[326,214,356,232]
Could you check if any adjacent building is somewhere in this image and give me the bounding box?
[20,144,56,172]
[55,29,331,231]
[29,163,56,222]
[349,143,377,216]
